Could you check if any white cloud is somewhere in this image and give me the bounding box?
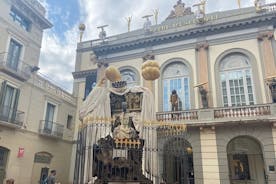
[39,0,276,92]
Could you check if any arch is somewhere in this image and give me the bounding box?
[162,137,194,184]
[226,135,265,183]
[34,151,53,164]
[158,58,195,111]
[214,48,263,106]
[119,66,140,87]
[227,135,263,155]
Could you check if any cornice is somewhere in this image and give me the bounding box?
[93,30,259,63]
[82,13,276,57]
[12,0,52,29]
[72,69,97,79]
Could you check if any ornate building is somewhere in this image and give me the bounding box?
[0,0,76,183]
[73,1,276,184]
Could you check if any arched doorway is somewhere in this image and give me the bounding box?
[163,137,194,184]
[0,147,9,184]
[227,136,266,184]
[31,152,53,184]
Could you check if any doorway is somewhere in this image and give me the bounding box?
[0,147,9,184]
[163,137,194,184]
[227,136,266,184]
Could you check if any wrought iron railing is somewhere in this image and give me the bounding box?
[39,120,64,138]
[0,105,24,126]
[0,52,32,80]
[156,103,275,123]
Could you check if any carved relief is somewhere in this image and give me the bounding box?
[166,0,193,20]
[257,31,274,41]
[110,92,143,114]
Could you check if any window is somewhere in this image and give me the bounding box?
[84,73,97,100]
[7,39,22,71]
[44,103,56,132]
[0,81,20,122]
[9,7,31,31]
[162,62,190,111]
[66,115,73,129]
[120,69,138,87]
[219,53,255,107]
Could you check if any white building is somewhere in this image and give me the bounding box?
[73,1,276,184]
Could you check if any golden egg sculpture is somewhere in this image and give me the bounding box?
[142,60,160,81]
[105,66,121,82]
[79,23,86,31]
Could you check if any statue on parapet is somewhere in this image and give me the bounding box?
[170,90,179,111]
[195,82,209,108]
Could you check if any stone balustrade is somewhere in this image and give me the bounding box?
[156,103,276,124]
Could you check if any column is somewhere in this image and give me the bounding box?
[258,31,276,78]
[200,126,220,184]
[195,42,213,107]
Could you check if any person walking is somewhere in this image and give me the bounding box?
[46,170,56,184]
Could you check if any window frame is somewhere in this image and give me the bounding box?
[159,59,195,112]
[119,66,140,87]
[0,81,20,122]
[9,7,32,32]
[7,39,22,71]
[214,49,263,107]
[66,114,73,130]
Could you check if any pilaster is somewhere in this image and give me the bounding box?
[195,42,213,107]
[199,126,220,184]
[257,31,276,78]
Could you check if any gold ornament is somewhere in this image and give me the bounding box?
[105,66,122,82]
[142,60,160,81]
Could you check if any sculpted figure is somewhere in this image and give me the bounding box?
[199,86,208,108]
[170,90,179,111]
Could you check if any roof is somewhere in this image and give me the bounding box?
[77,3,276,56]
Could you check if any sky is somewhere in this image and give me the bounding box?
[37,0,276,92]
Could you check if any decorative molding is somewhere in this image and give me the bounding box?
[72,69,97,79]
[11,0,52,30]
[166,0,193,20]
[195,42,209,51]
[142,54,155,62]
[97,62,109,68]
[257,31,274,41]
[89,14,276,57]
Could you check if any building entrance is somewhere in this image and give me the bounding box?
[227,136,266,184]
[0,147,9,184]
[163,137,194,184]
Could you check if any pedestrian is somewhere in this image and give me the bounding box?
[46,170,57,184]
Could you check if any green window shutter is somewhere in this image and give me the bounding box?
[0,81,7,107]
[11,88,20,122]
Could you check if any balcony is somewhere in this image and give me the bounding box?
[39,120,64,138]
[0,105,24,128]
[0,52,32,81]
[156,103,276,126]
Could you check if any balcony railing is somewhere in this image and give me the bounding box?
[0,105,24,127]
[214,104,271,119]
[156,110,199,122]
[156,103,275,124]
[0,52,32,81]
[39,120,64,138]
